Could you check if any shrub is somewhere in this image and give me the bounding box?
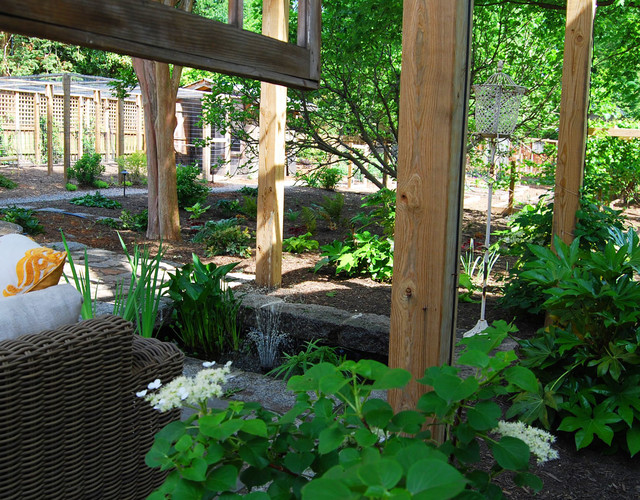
[142,321,553,499]
[70,192,122,209]
[509,231,640,457]
[238,186,258,197]
[176,164,209,208]
[351,187,396,236]
[193,218,252,258]
[0,206,43,235]
[68,153,105,187]
[0,174,17,190]
[239,195,257,219]
[120,209,148,232]
[315,231,393,282]
[65,183,78,191]
[283,232,319,253]
[295,166,343,190]
[300,206,317,234]
[314,193,344,230]
[166,255,242,357]
[216,199,241,217]
[285,208,300,223]
[117,150,147,184]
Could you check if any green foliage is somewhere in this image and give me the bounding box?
[316,231,393,282]
[584,134,640,204]
[70,191,122,209]
[295,167,344,190]
[68,153,105,187]
[300,206,317,234]
[509,231,640,456]
[239,195,258,219]
[283,232,319,254]
[176,164,210,208]
[120,209,149,232]
[498,196,627,315]
[116,150,147,184]
[65,183,78,191]
[268,339,345,380]
[351,187,396,237]
[193,219,252,258]
[60,231,96,319]
[285,208,301,223]
[314,193,344,230]
[113,235,167,338]
[238,186,258,197]
[215,199,241,217]
[185,202,211,220]
[146,321,550,499]
[166,255,242,357]
[0,174,17,190]
[0,206,43,235]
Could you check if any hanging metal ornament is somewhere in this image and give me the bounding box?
[464,61,526,338]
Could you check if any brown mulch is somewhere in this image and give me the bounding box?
[1,164,639,499]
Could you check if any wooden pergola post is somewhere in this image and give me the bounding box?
[77,96,83,158]
[135,94,143,151]
[63,73,71,182]
[202,122,212,182]
[14,92,21,164]
[117,97,125,158]
[34,93,41,164]
[389,0,472,425]
[94,90,101,155]
[552,0,595,245]
[256,0,288,288]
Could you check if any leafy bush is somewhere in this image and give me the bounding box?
[185,202,210,219]
[216,199,241,217]
[314,193,344,230]
[238,186,258,197]
[268,339,345,380]
[510,231,640,457]
[120,209,148,232]
[166,255,242,357]
[65,183,77,191]
[0,174,17,190]
[68,153,105,187]
[70,192,122,209]
[143,321,553,499]
[176,164,209,208]
[300,206,317,234]
[283,232,319,253]
[239,195,258,219]
[193,218,252,258]
[315,231,393,282]
[295,166,343,190]
[93,180,110,189]
[0,206,43,235]
[351,187,396,236]
[117,150,147,184]
[498,196,627,315]
[584,134,640,204]
[285,208,300,223]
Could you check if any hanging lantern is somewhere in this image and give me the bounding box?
[473,61,526,138]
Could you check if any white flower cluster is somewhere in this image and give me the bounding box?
[493,420,559,464]
[136,361,232,412]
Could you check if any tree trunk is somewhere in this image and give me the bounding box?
[132,0,192,241]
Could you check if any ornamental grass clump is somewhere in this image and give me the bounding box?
[142,321,556,499]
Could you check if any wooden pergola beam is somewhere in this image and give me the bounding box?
[389,0,472,424]
[552,0,595,245]
[0,0,319,90]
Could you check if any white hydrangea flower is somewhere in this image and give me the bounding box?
[493,420,559,464]
[135,389,147,398]
[141,363,232,412]
[202,361,216,368]
[147,379,162,390]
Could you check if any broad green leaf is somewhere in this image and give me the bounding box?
[242,419,268,437]
[514,472,543,492]
[238,440,270,468]
[354,428,379,447]
[175,434,193,452]
[389,410,426,434]
[181,457,208,482]
[490,436,530,471]
[504,366,539,393]
[363,398,394,428]
[370,368,412,390]
[171,479,205,500]
[284,451,315,474]
[417,391,449,417]
[302,478,354,500]
[357,459,403,489]
[205,465,239,492]
[627,425,640,457]
[467,400,502,431]
[432,374,479,403]
[198,412,227,437]
[456,349,490,368]
[319,426,345,454]
[406,459,466,498]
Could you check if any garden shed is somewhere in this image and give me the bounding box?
[0,73,231,175]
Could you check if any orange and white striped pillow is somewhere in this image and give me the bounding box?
[0,234,66,298]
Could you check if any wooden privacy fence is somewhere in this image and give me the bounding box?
[0,74,144,166]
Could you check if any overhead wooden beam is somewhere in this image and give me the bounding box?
[256,0,289,288]
[389,0,472,428]
[588,127,640,138]
[0,0,319,90]
[552,0,595,245]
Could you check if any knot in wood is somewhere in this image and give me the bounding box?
[405,287,412,297]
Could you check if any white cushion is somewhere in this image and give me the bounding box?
[0,234,66,297]
[0,284,83,340]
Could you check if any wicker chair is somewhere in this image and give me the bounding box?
[0,315,184,500]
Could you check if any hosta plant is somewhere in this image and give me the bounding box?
[283,232,319,253]
[142,321,555,499]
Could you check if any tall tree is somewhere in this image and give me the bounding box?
[133,0,194,241]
